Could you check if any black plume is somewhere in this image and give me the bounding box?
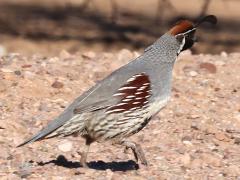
[195,15,217,27]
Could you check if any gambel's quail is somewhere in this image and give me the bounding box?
[18,15,217,167]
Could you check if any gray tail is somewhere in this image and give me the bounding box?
[17,117,66,147]
[16,124,61,147]
[16,132,47,147]
[17,106,74,147]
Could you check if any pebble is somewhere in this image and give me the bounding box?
[24,71,35,79]
[189,71,198,77]
[82,51,96,59]
[182,140,193,146]
[38,102,51,112]
[14,70,22,76]
[58,141,73,152]
[214,132,231,142]
[21,64,32,68]
[199,62,217,73]
[1,68,14,73]
[51,81,64,89]
[60,50,72,60]
[215,61,225,66]
[220,51,228,57]
[48,57,59,63]
[234,137,240,145]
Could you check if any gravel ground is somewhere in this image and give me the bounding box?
[0,49,240,179]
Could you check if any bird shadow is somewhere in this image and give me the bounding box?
[38,155,139,171]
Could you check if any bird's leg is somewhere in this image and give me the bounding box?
[80,136,93,168]
[120,140,148,166]
[80,144,89,168]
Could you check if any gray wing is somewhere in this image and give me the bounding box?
[17,57,146,147]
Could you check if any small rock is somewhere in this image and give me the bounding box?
[1,68,14,73]
[234,137,240,145]
[24,71,35,79]
[38,102,51,112]
[82,51,96,59]
[48,57,59,63]
[189,71,198,77]
[215,132,231,142]
[182,136,193,146]
[51,81,64,89]
[182,136,192,142]
[21,64,32,68]
[199,62,217,73]
[220,51,228,57]
[214,87,221,91]
[41,62,47,67]
[60,50,72,60]
[215,61,225,66]
[58,141,73,152]
[188,114,200,119]
[205,125,218,134]
[14,70,22,76]
[191,122,199,130]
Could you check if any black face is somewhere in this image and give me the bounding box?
[176,29,196,54]
[182,30,196,51]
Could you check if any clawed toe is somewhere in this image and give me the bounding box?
[121,140,148,166]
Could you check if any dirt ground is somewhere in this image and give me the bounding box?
[0,49,240,179]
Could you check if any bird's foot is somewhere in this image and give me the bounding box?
[121,140,148,166]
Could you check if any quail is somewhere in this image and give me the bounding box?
[18,15,217,167]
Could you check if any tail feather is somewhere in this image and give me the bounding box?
[17,108,73,147]
[17,123,62,147]
[17,132,47,147]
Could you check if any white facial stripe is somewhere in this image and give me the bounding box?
[177,36,186,55]
[175,27,196,37]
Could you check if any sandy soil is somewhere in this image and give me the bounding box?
[0,49,240,179]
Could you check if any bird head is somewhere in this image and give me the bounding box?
[169,15,217,55]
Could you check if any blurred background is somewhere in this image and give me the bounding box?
[0,0,239,56]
